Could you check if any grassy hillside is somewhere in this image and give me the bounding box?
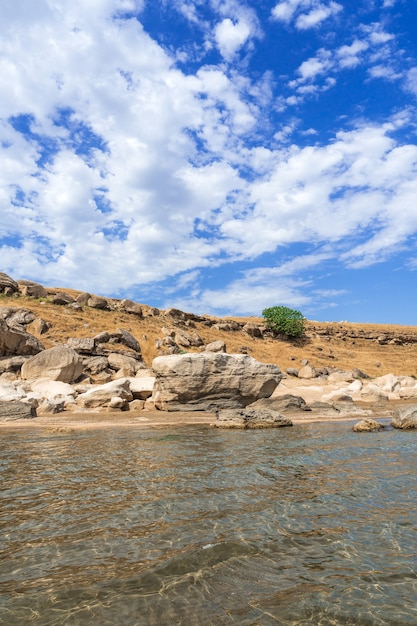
[2,286,417,378]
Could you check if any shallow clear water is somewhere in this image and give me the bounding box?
[1,422,417,625]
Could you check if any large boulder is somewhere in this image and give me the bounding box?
[215,408,292,429]
[21,346,83,383]
[391,406,417,429]
[151,352,282,411]
[17,280,48,298]
[0,400,36,420]
[0,319,44,356]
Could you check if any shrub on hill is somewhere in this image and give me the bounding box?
[262,306,305,338]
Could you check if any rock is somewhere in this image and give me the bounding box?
[174,329,204,348]
[151,352,282,411]
[107,352,143,375]
[113,329,141,353]
[29,378,76,400]
[21,346,83,383]
[27,318,51,335]
[332,401,371,416]
[353,418,385,432]
[129,399,145,411]
[0,400,36,420]
[328,371,355,383]
[38,398,66,414]
[352,368,370,379]
[0,307,37,328]
[391,406,417,429]
[76,292,91,305]
[398,387,417,399]
[67,337,96,354]
[0,356,27,374]
[0,319,44,356]
[17,280,48,298]
[249,394,310,412]
[0,272,19,294]
[50,293,75,305]
[108,396,127,410]
[243,323,263,338]
[347,379,363,392]
[0,381,26,401]
[298,365,316,379]
[215,408,292,429]
[204,340,226,353]
[119,299,143,316]
[82,356,110,375]
[93,331,110,344]
[76,379,133,409]
[125,376,155,400]
[360,384,389,402]
[87,295,109,310]
[286,368,299,377]
[373,373,401,393]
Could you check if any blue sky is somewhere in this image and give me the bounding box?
[1,0,417,323]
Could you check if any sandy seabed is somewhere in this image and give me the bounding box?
[0,405,396,432]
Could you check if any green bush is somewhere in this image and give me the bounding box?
[262,305,305,338]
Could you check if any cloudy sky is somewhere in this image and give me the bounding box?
[1,0,417,323]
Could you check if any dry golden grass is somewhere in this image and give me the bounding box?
[2,289,417,378]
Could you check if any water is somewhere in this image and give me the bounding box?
[1,422,417,625]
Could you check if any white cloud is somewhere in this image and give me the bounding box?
[296,2,342,30]
[214,18,252,59]
[337,39,368,68]
[271,0,302,23]
[271,0,342,29]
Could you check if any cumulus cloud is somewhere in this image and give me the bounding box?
[214,17,253,59]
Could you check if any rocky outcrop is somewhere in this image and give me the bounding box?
[0,400,36,420]
[151,352,282,411]
[391,406,417,429]
[21,346,83,383]
[215,408,292,429]
[0,272,19,295]
[353,418,385,432]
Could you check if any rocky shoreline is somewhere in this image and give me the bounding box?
[1,271,417,431]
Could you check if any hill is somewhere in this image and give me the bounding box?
[1,276,417,378]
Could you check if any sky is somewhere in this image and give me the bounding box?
[1,0,417,324]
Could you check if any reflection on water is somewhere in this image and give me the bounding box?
[1,423,417,625]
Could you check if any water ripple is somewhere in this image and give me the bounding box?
[1,423,417,624]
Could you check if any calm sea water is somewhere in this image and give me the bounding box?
[1,422,417,625]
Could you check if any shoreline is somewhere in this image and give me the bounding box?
[0,405,396,431]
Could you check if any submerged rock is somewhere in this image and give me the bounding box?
[353,418,385,432]
[215,408,292,429]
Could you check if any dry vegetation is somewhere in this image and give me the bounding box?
[2,287,417,378]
